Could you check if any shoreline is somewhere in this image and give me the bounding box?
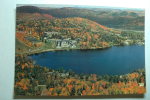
[16,45,112,56]
[16,43,144,56]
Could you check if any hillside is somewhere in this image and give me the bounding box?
[17,6,42,13]
[14,55,146,96]
[15,11,144,54]
[15,39,31,54]
[17,6,145,31]
[16,12,126,52]
[16,13,53,20]
[15,5,145,54]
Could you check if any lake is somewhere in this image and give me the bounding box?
[30,45,145,75]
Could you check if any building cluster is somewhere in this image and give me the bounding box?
[43,32,77,48]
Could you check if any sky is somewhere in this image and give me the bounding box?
[17,4,144,11]
[16,0,149,9]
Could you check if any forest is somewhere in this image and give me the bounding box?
[17,6,144,31]
[14,6,145,96]
[14,55,146,96]
[16,11,144,54]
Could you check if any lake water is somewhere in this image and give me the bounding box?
[30,45,145,75]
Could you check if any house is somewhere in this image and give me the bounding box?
[56,39,77,48]
[123,40,132,45]
[70,40,77,48]
[139,83,144,87]
[43,32,61,38]
[42,32,78,48]
[61,40,70,47]
[60,72,69,77]
[36,85,47,92]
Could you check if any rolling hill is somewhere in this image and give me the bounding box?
[17,6,145,31]
[16,13,53,20]
[15,6,144,54]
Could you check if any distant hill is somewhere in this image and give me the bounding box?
[17,6,145,31]
[16,13,53,20]
[17,6,42,13]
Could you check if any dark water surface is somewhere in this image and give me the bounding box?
[30,45,145,75]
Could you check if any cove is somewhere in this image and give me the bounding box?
[29,45,145,75]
